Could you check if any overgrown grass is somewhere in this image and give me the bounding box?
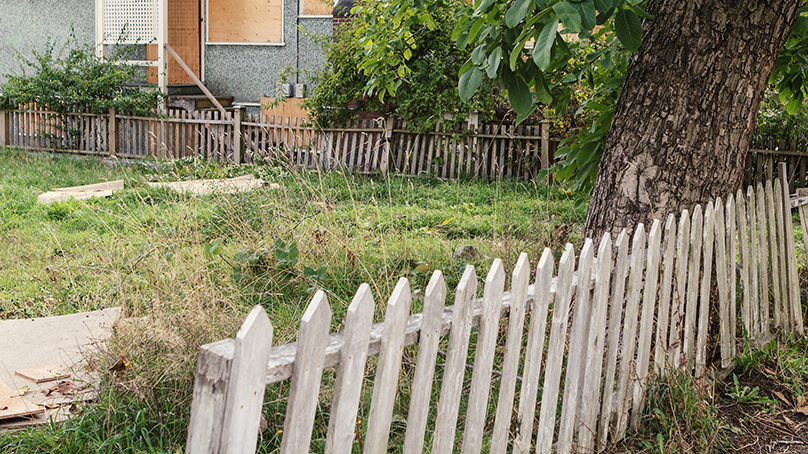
[0,148,587,452]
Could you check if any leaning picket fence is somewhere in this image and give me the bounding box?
[186,164,803,454]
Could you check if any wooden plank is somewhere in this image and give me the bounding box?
[513,249,554,454]
[598,230,630,448]
[208,0,282,43]
[537,244,576,454]
[683,205,704,372]
[615,225,646,441]
[402,272,447,454]
[774,182,791,334]
[695,202,715,378]
[756,183,770,339]
[797,187,808,329]
[631,220,662,429]
[714,198,732,368]
[769,182,783,330]
[488,254,529,454]
[737,189,753,344]
[363,278,412,454]
[432,266,477,454]
[654,214,677,374]
[325,285,374,454]
[461,260,505,454]
[780,162,804,336]
[670,210,690,369]
[15,366,69,383]
[727,194,738,346]
[558,239,596,454]
[747,186,761,341]
[577,233,613,453]
[280,292,332,454]
[186,340,235,453]
[0,396,44,421]
[221,306,274,454]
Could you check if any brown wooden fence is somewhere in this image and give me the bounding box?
[186,165,803,454]
[0,108,557,181]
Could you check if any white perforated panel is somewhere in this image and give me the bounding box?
[103,0,159,43]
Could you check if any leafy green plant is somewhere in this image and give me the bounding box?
[0,32,163,116]
[726,375,776,410]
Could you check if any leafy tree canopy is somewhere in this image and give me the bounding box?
[304,0,496,131]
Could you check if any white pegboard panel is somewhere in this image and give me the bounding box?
[103,0,159,44]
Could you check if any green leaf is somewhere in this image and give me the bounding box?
[593,0,612,11]
[573,0,597,30]
[509,39,528,70]
[472,45,487,65]
[459,66,483,101]
[532,17,558,71]
[468,17,486,42]
[787,94,803,115]
[486,47,503,78]
[535,75,553,104]
[475,0,498,15]
[508,74,533,115]
[614,7,642,52]
[553,2,582,33]
[515,103,537,124]
[506,0,532,28]
[780,86,793,104]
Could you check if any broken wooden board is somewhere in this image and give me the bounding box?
[0,396,44,421]
[37,180,124,204]
[147,174,278,196]
[15,366,70,384]
[0,380,13,399]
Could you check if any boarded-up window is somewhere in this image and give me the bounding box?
[208,0,283,43]
[301,0,333,16]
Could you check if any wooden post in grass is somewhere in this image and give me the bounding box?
[108,107,118,157]
[380,116,393,175]
[0,110,9,148]
[233,107,243,164]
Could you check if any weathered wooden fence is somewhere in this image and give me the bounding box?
[0,108,556,181]
[747,136,808,191]
[185,164,804,453]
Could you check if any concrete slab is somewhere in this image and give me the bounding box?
[0,307,120,427]
[37,180,125,205]
[147,174,279,195]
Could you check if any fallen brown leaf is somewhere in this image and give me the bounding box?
[764,367,777,375]
[797,396,807,408]
[774,391,789,404]
[797,406,808,416]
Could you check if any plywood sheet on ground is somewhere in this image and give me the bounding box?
[0,307,120,428]
[147,174,277,195]
[0,396,44,420]
[15,366,70,383]
[37,180,125,204]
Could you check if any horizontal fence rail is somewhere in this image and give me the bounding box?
[186,165,804,454]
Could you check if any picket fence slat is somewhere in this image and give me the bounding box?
[513,249,553,454]
[781,162,804,335]
[364,278,412,454]
[489,254,529,454]
[280,291,332,454]
[756,183,770,339]
[737,190,752,342]
[684,206,704,372]
[577,234,612,452]
[325,284,374,454]
[670,210,690,369]
[774,180,791,333]
[695,202,715,377]
[654,214,676,374]
[632,219,662,429]
[615,225,646,440]
[558,239,595,454]
[433,266,477,454]
[402,272,446,454]
[768,181,783,330]
[715,198,732,368]
[747,187,761,341]
[598,230,629,448]
[727,194,738,346]
[461,260,504,454]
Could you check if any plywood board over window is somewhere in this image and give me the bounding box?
[301,0,333,16]
[209,0,283,43]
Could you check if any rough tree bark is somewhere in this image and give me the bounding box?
[585,0,803,242]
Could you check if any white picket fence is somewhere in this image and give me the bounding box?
[185,163,803,454]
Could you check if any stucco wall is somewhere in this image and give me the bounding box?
[204,0,332,104]
[0,0,95,82]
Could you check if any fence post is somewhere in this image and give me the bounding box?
[779,162,804,336]
[380,116,394,175]
[0,110,9,148]
[233,107,243,164]
[185,339,235,454]
[108,107,117,157]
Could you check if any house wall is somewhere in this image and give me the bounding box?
[0,0,95,83]
[203,0,332,104]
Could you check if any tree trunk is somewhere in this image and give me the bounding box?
[585,0,802,242]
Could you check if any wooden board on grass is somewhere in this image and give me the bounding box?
[15,366,70,384]
[0,396,44,420]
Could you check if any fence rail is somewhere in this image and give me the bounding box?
[186,164,803,453]
[0,108,557,181]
